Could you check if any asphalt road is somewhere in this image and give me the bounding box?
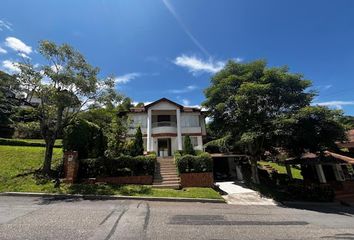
[1,196,354,240]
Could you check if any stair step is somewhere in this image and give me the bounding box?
[154,157,180,188]
[153,181,180,185]
[154,177,180,181]
[154,174,179,177]
[155,173,178,177]
[152,185,180,188]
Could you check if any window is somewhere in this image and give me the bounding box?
[157,115,171,122]
[182,136,199,147]
[181,115,200,127]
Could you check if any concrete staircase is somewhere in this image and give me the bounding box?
[153,157,180,189]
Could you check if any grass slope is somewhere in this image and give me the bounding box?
[259,161,303,179]
[0,145,222,199]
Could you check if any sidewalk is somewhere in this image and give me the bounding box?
[216,181,278,205]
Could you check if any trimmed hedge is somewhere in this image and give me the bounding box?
[0,138,62,148]
[175,151,213,173]
[63,119,105,159]
[78,153,156,179]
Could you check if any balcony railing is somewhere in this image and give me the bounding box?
[152,121,177,128]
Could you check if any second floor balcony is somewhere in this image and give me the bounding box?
[152,121,177,128]
[152,121,177,135]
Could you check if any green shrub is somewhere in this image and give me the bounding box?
[0,125,14,138]
[78,153,156,178]
[63,118,105,159]
[78,158,106,179]
[183,135,195,155]
[130,126,144,156]
[175,151,213,173]
[0,138,62,147]
[13,121,41,139]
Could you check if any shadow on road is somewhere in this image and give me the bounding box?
[281,202,354,216]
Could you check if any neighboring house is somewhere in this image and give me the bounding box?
[127,98,207,157]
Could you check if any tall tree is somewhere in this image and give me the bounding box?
[183,135,195,155]
[203,60,314,183]
[277,106,346,156]
[0,71,19,137]
[131,126,144,156]
[15,40,119,175]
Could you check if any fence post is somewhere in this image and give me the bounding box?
[63,151,79,183]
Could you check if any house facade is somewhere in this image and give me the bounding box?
[127,98,207,157]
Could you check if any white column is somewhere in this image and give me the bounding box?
[333,164,345,181]
[285,164,293,180]
[147,109,152,151]
[176,108,182,150]
[197,136,203,150]
[315,164,327,183]
[236,165,243,181]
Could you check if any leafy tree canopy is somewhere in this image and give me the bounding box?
[203,60,315,183]
[204,60,315,154]
[14,40,121,174]
[277,106,346,155]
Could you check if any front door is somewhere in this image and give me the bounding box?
[158,138,171,157]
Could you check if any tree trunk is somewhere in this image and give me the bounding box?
[42,138,55,175]
[250,157,260,184]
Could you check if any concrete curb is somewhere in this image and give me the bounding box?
[281,201,344,207]
[0,192,225,204]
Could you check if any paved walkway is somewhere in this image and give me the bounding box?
[216,181,278,205]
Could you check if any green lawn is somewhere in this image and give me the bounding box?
[0,145,63,193]
[259,161,303,179]
[63,184,222,199]
[0,145,222,200]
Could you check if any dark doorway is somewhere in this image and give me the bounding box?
[158,138,171,157]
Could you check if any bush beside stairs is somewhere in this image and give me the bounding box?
[153,157,180,189]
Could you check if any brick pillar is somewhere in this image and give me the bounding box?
[63,151,79,183]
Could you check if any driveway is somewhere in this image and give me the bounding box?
[216,181,278,205]
[1,196,354,239]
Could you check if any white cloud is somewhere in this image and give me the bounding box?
[181,98,190,106]
[0,47,7,54]
[5,37,32,54]
[314,101,354,109]
[18,53,31,59]
[233,57,243,62]
[0,20,12,31]
[168,85,198,94]
[132,101,152,106]
[324,84,332,90]
[2,60,20,73]
[114,72,141,84]
[174,55,226,74]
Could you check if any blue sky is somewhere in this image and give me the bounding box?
[1,0,354,115]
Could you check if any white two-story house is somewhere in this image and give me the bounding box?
[127,98,207,157]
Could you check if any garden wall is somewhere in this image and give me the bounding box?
[82,175,153,185]
[180,172,214,188]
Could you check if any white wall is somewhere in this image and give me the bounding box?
[149,102,178,110]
